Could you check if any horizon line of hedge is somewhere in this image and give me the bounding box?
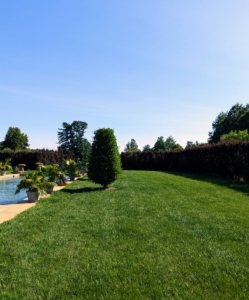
[0,148,75,170]
[121,141,249,181]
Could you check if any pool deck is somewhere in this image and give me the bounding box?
[0,174,71,224]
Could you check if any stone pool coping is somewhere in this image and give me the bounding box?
[0,174,72,224]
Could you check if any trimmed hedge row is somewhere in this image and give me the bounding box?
[121,141,249,180]
[0,148,75,170]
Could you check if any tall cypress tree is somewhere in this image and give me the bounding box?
[88,128,122,189]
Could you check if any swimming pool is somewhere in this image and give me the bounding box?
[0,177,27,204]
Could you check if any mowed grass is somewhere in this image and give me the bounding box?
[0,171,249,299]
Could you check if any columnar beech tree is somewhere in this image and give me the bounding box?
[88,128,122,189]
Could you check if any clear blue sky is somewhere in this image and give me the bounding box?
[1,1,249,151]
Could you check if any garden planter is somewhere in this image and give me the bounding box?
[46,187,54,194]
[26,191,39,203]
[69,175,76,181]
[13,170,21,174]
[0,171,6,176]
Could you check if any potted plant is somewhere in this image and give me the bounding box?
[45,181,55,194]
[13,166,21,174]
[40,165,67,186]
[15,171,50,202]
[56,173,67,186]
[0,158,12,176]
[65,159,79,181]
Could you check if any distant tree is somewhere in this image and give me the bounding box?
[154,136,182,151]
[143,144,152,151]
[154,136,166,151]
[238,111,249,131]
[165,136,183,150]
[185,141,199,149]
[1,127,29,151]
[172,143,183,150]
[80,138,91,166]
[209,103,249,143]
[220,130,249,141]
[186,141,194,148]
[124,139,139,152]
[57,121,91,163]
[88,128,122,189]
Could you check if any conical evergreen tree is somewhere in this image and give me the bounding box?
[88,128,122,189]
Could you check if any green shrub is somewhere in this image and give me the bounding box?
[88,128,122,188]
[220,129,249,141]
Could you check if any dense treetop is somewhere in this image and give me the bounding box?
[124,139,140,152]
[57,121,91,164]
[208,103,249,143]
[0,127,29,151]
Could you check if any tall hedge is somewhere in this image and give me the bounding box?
[121,141,249,181]
[88,128,122,188]
[0,148,75,170]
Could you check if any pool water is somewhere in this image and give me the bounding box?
[0,177,27,204]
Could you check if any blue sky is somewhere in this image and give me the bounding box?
[1,1,249,151]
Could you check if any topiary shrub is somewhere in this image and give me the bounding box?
[88,128,122,189]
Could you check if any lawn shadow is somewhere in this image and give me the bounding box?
[167,171,249,197]
[76,177,88,181]
[61,187,103,194]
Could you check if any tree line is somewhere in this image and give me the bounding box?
[124,136,183,152]
[1,102,249,157]
[0,121,92,166]
[125,102,249,151]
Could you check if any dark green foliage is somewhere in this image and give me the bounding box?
[57,121,91,163]
[80,138,91,166]
[121,140,249,181]
[124,139,140,152]
[238,110,249,130]
[154,136,166,151]
[0,148,74,170]
[1,127,29,150]
[154,136,183,151]
[209,103,249,143]
[88,128,122,188]
[142,144,152,151]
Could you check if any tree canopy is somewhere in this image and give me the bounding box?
[208,103,249,143]
[142,144,152,151]
[154,136,182,151]
[124,139,139,152]
[1,127,29,151]
[154,136,166,151]
[57,121,91,163]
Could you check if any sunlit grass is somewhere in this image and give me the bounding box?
[0,171,248,299]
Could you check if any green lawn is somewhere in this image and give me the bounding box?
[0,171,249,299]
